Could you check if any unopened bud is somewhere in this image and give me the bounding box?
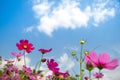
[41,58,46,62]
[84,51,89,55]
[72,52,76,56]
[80,40,85,44]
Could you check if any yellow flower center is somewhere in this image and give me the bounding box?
[23,45,27,49]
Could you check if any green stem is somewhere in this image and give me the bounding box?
[98,70,101,80]
[89,71,91,80]
[80,44,83,80]
[23,50,26,66]
[34,61,40,72]
[38,54,44,70]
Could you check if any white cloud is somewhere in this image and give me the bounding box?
[31,0,117,36]
[91,0,115,26]
[58,53,75,71]
[24,26,34,33]
[101,66,120,80]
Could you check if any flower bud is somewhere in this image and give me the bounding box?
[75,74,79,77]
[72,52,76,56]
[41,58,46,62]
[80,40,85,44]
[84,51,89,56]
[86,62,94,71]
[37,70,42,74]
[18,58,21,62]
[81,68,84,72]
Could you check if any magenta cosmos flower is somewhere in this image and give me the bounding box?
[38,48,52,54]
[46,59,59,73]
[16,39,34,53]
[85,51,118,70]
[11,52,23,60]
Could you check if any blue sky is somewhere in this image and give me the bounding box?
[0,0,120,80]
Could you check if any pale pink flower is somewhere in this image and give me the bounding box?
[5,59,14,64]
[85,51,118,70]
[93,72,104,78]
[11,52,23,60]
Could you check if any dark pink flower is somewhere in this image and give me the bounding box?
[16,39,34,53]
[93,72,104,78]
[11,52,23,60]
[46,59,59,73]
[85,51,119,70]
[38,48,52,54]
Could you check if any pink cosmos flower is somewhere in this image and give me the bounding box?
[38,48,52,54]
[46,59,59,73]
[7,65,19,73]
[16,39,34,53]
[2,74,10,80]
[28,74,41,80]
[84,76,88,80]
[85,51,118,70]
[35,74,41,80]
[11,52,23,60]
[5,59,14,64]
[93,72,104,78]
[56,71,70,79]
[22,65,32,74]
[11,74,20,80]
[46,59,70,79]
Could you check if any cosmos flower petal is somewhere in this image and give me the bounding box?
[11,52,17,56]
[105,59,119,70]
[99,53,110,64]
[89,51,99,65]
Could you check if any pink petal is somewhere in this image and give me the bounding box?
[11,52,17,56]
[17,53,23,57]
[20,40,24,44]
[89,51,99,65]
[99,53,110,64]
[28,43,33,47]
[105,59,118,70]
[16,43,23,50]
[24,40,28,44]
[84,55,91,62]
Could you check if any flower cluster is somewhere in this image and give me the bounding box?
[46,59,70,80]
[0,39,119,80]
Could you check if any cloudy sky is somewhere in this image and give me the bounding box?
[0,0,120,80]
